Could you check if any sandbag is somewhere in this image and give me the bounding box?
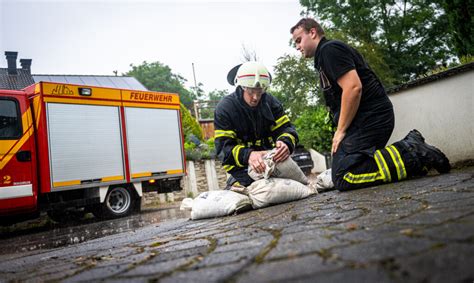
[189,190,252,220]
[247,178,315,209]
[180,198,193,211]
[315,169,334,190]
[248,149,308,185]
[248,149,276,180]
[228,184,249,196]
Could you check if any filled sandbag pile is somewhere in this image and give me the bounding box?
[181,190,252,220]
[247,177,314,209]
[248,149,308,185]
[182,148,318,220]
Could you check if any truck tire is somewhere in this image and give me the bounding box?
[92,186,135,219]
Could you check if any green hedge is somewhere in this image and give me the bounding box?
[294,106,333,154]
[180,103,203,141]
[184,138,216,161]
[180,104,219,161]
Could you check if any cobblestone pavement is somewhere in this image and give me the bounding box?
[1,167,473,283]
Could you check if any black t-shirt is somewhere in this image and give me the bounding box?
[314,37,393,130]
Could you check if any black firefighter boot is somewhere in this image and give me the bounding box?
[401,129,451,174]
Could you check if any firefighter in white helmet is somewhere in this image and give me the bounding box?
[214,61,299,187]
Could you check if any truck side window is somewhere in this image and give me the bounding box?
[0,98,22,139]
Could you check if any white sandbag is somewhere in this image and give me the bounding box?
[248,156,275,181]
[229,185,249,196]
[180,198,193,211]
[315,169,334,190]
[248,149,308,185]
[273,155,308,185]
[190,190,252,220]
[248,178,315,209]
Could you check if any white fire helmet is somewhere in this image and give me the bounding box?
[234,61,271,89]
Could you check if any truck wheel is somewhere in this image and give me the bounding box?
[93,186,135,219]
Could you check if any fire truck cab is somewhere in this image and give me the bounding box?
[0,82,185,224]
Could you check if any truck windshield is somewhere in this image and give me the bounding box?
[0,99,22,139]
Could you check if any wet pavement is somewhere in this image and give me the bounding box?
[0,166,473,282]
[0,205,189,254]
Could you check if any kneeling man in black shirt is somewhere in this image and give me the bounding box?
[290,18,450,191]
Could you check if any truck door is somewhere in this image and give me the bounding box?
[0,94,37,215]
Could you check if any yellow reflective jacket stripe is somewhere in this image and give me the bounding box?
[277,133,296,147]
[223,165,235,172]
[215,129,236,139]
[271,115,290,131]
[232,145,245,167]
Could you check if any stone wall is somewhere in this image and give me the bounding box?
[194,161,207,192]
[144,159,228,205]
[187,160,227,193]
[215,161,228,189]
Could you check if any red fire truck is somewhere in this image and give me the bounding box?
[0,82,185,224]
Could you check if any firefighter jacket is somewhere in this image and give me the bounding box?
[214,87,298,173]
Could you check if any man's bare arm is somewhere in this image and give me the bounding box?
[332,69,362,154]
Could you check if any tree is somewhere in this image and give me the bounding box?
[125,61,196,109]
[190,82,206,102]
[271,55,334,153]
[180,103,203,141]
[299,0,455,84]
[324,29,396,86]
[208,89,228,101]
[437,0,474,57]
[196,89,228,120]
[271,54,319,119]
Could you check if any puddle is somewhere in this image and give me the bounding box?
[0,206,190,254]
